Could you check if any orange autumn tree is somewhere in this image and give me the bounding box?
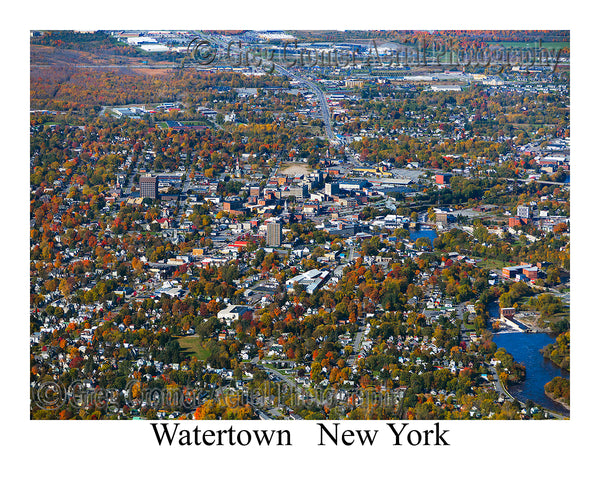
[193,398,253,420]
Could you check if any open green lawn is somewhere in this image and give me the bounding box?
[178,120,213,126]
[545,312,570,325]
[462,321,476,332]
[177,336,210,361]
[488,41,569,50]
[530,311,569,331]
[424,41,568,64]
[475,257,516,270]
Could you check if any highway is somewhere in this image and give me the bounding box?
[195,32,340,146]
[497,176,569,187]
[272,63,339,145]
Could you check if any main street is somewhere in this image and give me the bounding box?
[348,321,369,367]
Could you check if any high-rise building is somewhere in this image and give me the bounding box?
[325,182,339,196]
[266,221,282,247]
[140,175,158,199]
[435,173,452,185]
[287,185,308,199]
[517,205,530,219]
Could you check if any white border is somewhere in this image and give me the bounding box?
[6,1,598,478]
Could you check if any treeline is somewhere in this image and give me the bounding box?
[31,68,288,110]
[31,30,138,56]
[544,376,569,405]
[288,30,569,47]
[494,347,526,385]
[344,84,568,143]
[541,331,569,371]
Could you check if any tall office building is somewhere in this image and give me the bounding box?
[517,205,530,219]
[266,221,282,247]
[325,182,339,196]
[140,175,158,199]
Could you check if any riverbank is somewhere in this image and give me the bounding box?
[513,312,551,333]
[487,300,552,334]
[493,332,570,416]
[491,313,550,334]
[545,391,570,412]
[540,331,570,371]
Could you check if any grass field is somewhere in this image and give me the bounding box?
[157,120,214,129]
[424,40,569,64]
[488,41,569,50]
[178,120,212,126]
[475,257,516,270]
[546,312,569,323]
[177,336,210,361]
[462,321,476,332]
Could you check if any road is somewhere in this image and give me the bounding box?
[547,283,570,304]
[261,364,298,390]
[497,176,569,187]
[196,32,341,146]
[353,323,367,354]
[174,168,192,227]
[488,363,513,400]
[348,321,369,366]
[272,63,338,145]
[251,359,316,409]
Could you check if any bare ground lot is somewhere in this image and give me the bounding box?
[280,163,313,176]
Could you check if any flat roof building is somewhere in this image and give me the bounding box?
[267,221,282,247]
[325,182,340,196]
[517,205,530,219]
[140,175,158,199]
[217,305,253,325]
[435,173,451,185]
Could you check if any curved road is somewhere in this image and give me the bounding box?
[272,64,339,145]
[196,32,340,145]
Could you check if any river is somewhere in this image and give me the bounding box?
[488,302,570,416]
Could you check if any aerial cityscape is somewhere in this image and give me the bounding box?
[30,29,570,420]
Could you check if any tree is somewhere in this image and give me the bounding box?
[131,257,144,275]
[59,278,72,297]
